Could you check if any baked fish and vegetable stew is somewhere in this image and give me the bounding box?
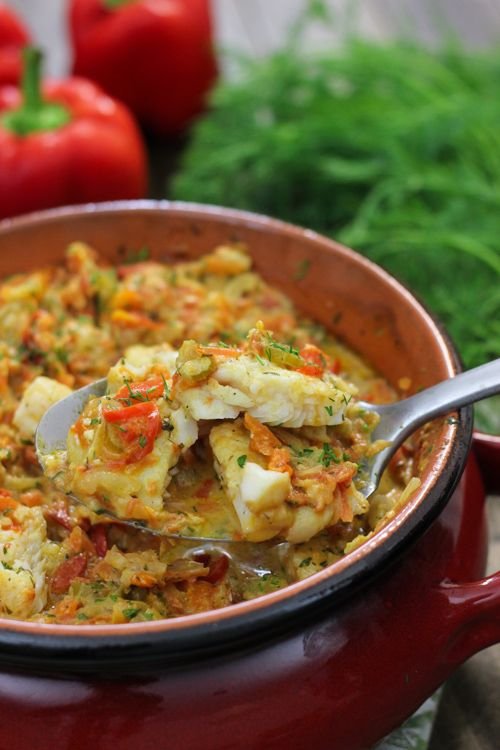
[0,242,418,625]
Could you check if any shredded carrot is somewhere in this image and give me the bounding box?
[244,413,281,456]
[0,490,18,512]
[337,488,355,523]
[110,309,162,330]
[130,572,157,588]
[110,288,143,310]
[19,490,44,507]
[197,345,240,357]
[54,597,80,620]
[70,416,87,441]
[125,498,158,522]
[268,447,293,476]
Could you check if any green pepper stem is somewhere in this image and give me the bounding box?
[1,46,71,137]
[22,47,43,113]
[104,0,136,8]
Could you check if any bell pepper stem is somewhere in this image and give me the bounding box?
[1,46,71,136]
[23,47,43,113]
[104,0,137,8]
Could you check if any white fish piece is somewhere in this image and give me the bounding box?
[107,344,178,391]
[181,355,356,428]
[179,379,253,421]
[13,376,72,440]
[238,462,291,513]
[0,505,61,618]
[169,407,198,451]
[210,422,294,542]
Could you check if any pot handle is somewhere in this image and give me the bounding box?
[438,570,500,665]
[433,452,500,665]
[473,434,500,494]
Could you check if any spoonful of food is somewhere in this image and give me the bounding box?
[35,332,500,544]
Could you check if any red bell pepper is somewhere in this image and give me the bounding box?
[102,399,161,463]
[69,0,218,136]
[0,2,29,86]
[0,47,147,220]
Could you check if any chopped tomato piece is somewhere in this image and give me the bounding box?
[114,376,166,402]
[102,400,161,463]
[51,554,88,595]
[297,343,335,378]
[89,524,108,558]
[296,364,324,378]
[45,502,73,530]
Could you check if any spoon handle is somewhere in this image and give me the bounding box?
[374,358,500,444]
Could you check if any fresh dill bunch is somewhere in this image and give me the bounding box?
[173,29,500,431]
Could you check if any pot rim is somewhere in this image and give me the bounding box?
[0,201,473,666]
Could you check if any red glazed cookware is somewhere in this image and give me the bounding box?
[0,202,498,750]
[473,430,500,494]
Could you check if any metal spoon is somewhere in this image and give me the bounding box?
[35,359,500,539]
[356,357,500,497]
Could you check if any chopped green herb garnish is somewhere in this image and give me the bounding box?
[325,405,333,416]
[123,607,140,619]
[138,435,147,449]
[160,372,171,401]
[124,381,148,402]
[237,454,247,468]
[55,347,69,364]
[320,443,341,467]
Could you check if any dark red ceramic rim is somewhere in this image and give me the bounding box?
[0,201,473,674]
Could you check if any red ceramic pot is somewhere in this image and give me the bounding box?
[0,202,498,750]
[473,430,500,494]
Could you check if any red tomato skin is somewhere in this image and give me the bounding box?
[114,377,165,402]
[89,524,108,558]
[50,554,88,595]
[102,400,161,463]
